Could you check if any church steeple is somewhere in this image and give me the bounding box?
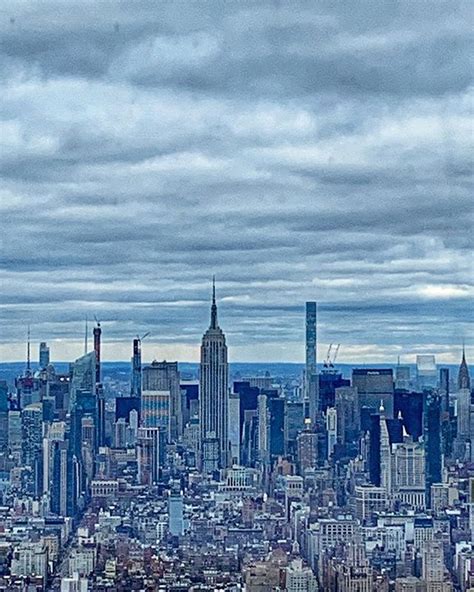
[210,275,218,329]
[458,343,471,391]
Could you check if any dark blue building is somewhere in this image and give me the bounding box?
[424,391,442,508]
[268,396,285,461]
[319,370,350,413]
[115,396,140,423]
[394,390,424,441]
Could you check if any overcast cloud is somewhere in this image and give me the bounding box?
[0,0,473,363]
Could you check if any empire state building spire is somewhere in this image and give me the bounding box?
[210,275,218,329]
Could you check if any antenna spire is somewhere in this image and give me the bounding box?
[84,316,88,354]
[210,276,218,329]
[26,324,31,373]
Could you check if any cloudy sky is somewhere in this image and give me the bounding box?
[0,1,472,364]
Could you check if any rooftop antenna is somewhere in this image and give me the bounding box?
[84,316,89,354]
[26,324,31,374]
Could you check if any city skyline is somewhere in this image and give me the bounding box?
[0,2,472,589]
[1,1,472,363]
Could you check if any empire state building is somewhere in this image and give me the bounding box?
[199,279,229,472]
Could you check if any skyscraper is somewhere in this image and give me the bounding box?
[143,361,181,441]
[21,403,43,496]
[168,488,184,537]
[458,346,471,391]
[131,337,142,399]
[353,368,394,418]
[424,391,442,508]
[141,390,170,431]
[0,381,8,452]
[39,342,50,369]
[305,302,318,423]
[93,321,105,448]
[199,279,229,472]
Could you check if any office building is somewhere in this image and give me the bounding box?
[70,352,96,442]
[439,367,450,412]
[51,440,77,517]
[268,395,285,461]
[22,403,43,495]
[286,558,318,592]
[422,540,445,583]
[395,365,411,390]
[326,407,337,459]
[143,361,182,441]
[424,392,442,508]
[335,386,359,448]
[8,409,22,461]
[141,390,170,432]
[39,341,50,369]
[233,381,260,466]
[168,490,184,537]
[416,355,437,389]
[137,426,165,483]
[319,368,350,414]
[355,485,388,523]
[297,421,318,473]
[352,369,394,418]
[258,392,269,465]
[394,390,424,441]
[199,280,229,471]
[285,400,304,456]
[61,573,88,592]
[0,381,8,452]
[10,542,48,584]
[228,393,240,465]
[392,440,426,509]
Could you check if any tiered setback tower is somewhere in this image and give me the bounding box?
[199,279,229,472]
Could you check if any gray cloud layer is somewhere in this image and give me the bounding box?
[0,1,472,363]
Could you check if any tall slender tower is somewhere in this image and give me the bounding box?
[93,321,101,385]
[93,320,105,448]
[131,338,142,399]
[199,278,229,472]
[305,302,318,423]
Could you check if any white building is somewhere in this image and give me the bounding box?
[68,545,96,577]
[61,572,88,592]
[10,542,48,582]
[355,485,388,522]
[286,558,318,591]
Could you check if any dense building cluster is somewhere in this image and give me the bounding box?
[0,292,472,591]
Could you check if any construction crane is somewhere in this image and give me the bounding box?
[323,344,333,368]
[137,332,150,342]
[331,344,341,367]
